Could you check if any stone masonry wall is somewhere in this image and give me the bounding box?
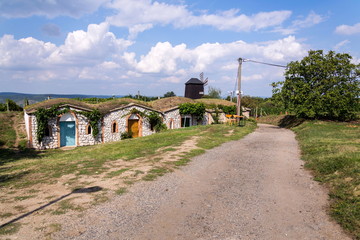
[30,116,59,149]
[102,106,154,143]
[163,109,182,129]
[77,114,102,146]
[30,108,101,149]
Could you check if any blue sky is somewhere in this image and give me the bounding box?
[0,0,359,97]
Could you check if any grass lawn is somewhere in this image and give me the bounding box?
[0,112,17,148]
[259,115,360,239]
[0,122,256,189]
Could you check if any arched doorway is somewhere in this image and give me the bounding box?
[128,114,140,138]
[60,113,76,147]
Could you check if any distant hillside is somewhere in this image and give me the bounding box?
[0,92,124,106]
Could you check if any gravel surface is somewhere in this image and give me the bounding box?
[54,124,350,240]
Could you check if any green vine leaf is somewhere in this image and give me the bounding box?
[34,104,69,143]
[76,109,103,138]
[179,103,206,120]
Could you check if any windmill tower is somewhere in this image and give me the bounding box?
[184,73,208,99]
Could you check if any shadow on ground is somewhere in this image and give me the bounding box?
[278,115,305,128]
[0,186,103,229]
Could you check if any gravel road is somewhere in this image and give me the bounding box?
[55,124,350,240]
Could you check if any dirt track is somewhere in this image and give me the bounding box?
[54,124,350,240]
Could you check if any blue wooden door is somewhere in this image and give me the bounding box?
[60,121,76,147]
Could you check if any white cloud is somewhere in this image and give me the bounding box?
[351,57,360,65]
[0,35,56,69]
[335,23,360,35]
[48,22,132,65]
[334,40,350,51]
[128,24,154,40]
[106,0,291,33]
[159,76,182,83]
[273,11,325,35]
[0,0,108,18]
[135,42,187,73]
[262,36,306,61]
[243,74,263,81]
[0,25,307,96]
[125,36,306,78]
[292,11,324,28]
[0,23,132,88]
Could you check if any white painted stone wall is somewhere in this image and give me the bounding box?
[164,108,209,128]
[29,108,102,149]
[163,109,182,129]
[30,115,59,149]
[77,114,102,146]
[28,104,222,149]
[102,106,154,143]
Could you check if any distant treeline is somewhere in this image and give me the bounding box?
[0,99,23,112]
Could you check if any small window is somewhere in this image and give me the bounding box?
[112,121,118,133]
[169,119,174,129]
[181,116,191,127]
[86,124,92,135]
[45,125,52,137]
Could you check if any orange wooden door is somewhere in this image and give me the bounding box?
[128,120,139,138]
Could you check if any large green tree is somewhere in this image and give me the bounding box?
[273,50,360,121]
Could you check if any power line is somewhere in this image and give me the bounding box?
[243,59,287,68]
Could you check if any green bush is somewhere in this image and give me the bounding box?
[120,131,132,139]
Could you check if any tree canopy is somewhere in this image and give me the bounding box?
[207,86,222,99]
[272,50,359,121]
[163,91,176,98]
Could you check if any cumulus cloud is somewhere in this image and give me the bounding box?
[0,22,132,87]
[48,22,132,65]
[124,36,306,76]
[0,23,307,95]
[0,35,56,70]
[335,22,360,35]
[0,0,108,18]
[106,0,291,33]
[135,42,187,73]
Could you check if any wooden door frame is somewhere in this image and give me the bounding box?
[126,113,143,137]
[57,112,78,148]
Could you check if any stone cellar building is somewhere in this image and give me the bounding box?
[24,97,234,149]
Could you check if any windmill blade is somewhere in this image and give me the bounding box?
[203,77,208,86]
[200,72,204,82]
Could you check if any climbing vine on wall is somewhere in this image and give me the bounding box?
[34,104,69,143]
[35,104,103,143]
[147,111,166,132]
[179,103,206,120]
[76,109,103,138]
[125,108,166,132]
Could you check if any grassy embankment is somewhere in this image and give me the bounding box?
[0,112,17,148]
[0,112,27,149]
[258,115,360,239]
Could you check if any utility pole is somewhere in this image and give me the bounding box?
[236,58,243,117]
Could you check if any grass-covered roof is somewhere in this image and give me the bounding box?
[149,96,195,111]
[25,97,235,114]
